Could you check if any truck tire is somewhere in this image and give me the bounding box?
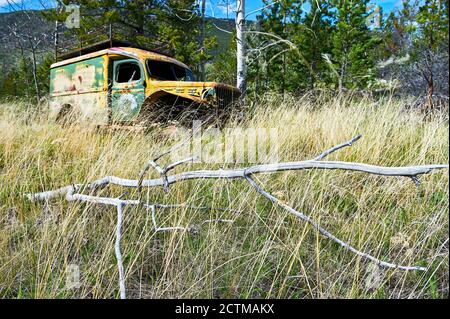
[55,104,80,125]
[138,98,226,127]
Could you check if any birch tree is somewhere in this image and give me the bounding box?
[236,0,246,94]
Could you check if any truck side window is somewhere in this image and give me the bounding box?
[116,62,141,83]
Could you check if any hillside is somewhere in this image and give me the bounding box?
[0,10,54,73]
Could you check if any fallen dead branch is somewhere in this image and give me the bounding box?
[27,161,447,202]
[26,135,449,298]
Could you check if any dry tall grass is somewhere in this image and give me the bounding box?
[0,94,448,299]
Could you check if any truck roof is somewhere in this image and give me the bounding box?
[51,41,190,70]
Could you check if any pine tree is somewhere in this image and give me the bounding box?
[295,0,333,89]
[37,53,56,96]
[256,0,305,93]
[380,0,449,105]
[330,0,379,92]
[414,0,449,106]
[158,0,202,72]
[207,32,237,85]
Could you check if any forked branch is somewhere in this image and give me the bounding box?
[27,161,447,202]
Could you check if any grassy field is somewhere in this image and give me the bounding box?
[0,94,448,299]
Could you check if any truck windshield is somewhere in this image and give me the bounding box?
[146,59,195,81]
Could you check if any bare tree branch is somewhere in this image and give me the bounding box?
[244,174,426,271]
[313,135,362,160]
[26,160,447,202]
[150,204,234,233]
[115,203,126,299]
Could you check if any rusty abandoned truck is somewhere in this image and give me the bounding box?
[49,41,240,125]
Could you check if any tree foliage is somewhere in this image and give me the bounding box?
[242,0,380,95]
[376,0,449,106]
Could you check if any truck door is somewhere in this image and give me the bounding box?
[111,59,145,122]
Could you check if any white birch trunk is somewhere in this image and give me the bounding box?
[236,0,246,94]
[199,0,206,81]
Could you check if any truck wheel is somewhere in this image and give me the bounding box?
[138,99,225,127]
[55,104,80,125]
[137,100,168,127]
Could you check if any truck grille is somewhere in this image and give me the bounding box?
[216,87,239,108]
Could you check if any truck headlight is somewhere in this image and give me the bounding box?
[201,87,216,100]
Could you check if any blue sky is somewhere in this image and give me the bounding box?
[208,0,405,19]
[0,0,405,18]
